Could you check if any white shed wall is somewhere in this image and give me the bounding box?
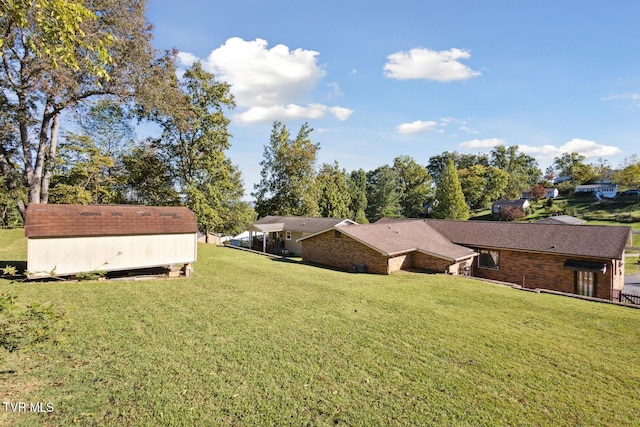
[27,233,197,277]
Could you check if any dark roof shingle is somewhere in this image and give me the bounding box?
[25,204,197,238]
[424,219,630,260]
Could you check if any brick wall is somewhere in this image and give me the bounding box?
[388,253,413,273]
[472,248,615,300]
[412,252,454,273]
[302,230,390,274]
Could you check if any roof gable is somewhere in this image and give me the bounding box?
[492,199,529,208]
[25,204,197,238]
[312,221,477,261]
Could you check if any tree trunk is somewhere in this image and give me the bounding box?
[41,111,61,204]
[30,106,53,206]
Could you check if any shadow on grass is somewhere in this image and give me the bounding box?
[269,257,303,265]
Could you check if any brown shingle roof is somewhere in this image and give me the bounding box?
[326,222,477,261]
[422,219,630,260]
[25,204,197,238]
[251,216,354,234]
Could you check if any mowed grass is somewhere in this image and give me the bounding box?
[1,235,640,426]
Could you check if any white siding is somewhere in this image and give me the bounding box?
[27,233,197,277]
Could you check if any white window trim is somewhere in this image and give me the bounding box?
[478,249,500,270]
[286,231,291,240]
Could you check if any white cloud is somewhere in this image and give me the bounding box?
[327,82,343,98]
[235,104,353,124]
[460,138,505,148]
[397,120,438,134]
[520,138,622,158]
[178,37,352,124]
[602,93,640,105]
[459,126,479,134]
[384,47,481,82]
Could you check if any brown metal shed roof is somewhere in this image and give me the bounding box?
[25,204,198,238]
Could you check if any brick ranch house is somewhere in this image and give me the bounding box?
[299,218,631,301]
[248,215,356,255]
[24,204,198,278]
[298,221,478,275]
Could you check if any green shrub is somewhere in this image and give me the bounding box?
[0,293,67,354]
[1,265,17,277]
[498,206,525,221]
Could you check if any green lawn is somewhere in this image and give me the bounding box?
[522,196,640,228]
[1,234,640,426]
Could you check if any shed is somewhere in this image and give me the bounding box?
[24,204,198,278]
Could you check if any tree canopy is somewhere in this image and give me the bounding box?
[432,158,469,220]
[252,121,320,218]
[0,0,180,218]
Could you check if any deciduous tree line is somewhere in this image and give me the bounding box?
[251,123,520,223]
[253,122,640,224]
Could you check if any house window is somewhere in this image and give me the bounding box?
[286,231,291,240]
[478,249,500,269]
[576,271,596,297]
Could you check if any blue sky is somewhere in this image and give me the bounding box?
[146,0,640,191]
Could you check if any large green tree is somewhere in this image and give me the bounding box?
[392,155,433,218]
[316,161,351,218]
[0,0,180,218]
[159,62,253,236]
[365,165,400,222]
[458,164,509,210]
[490,145,541,199]
[48,133,116,204]
[552,152,596,185]
[427,151,489,184]
[615,155,640,189]
[253,121,320,218]
[348,169,368,223]
[433,158,469,220]
[48,100,134,204]
[119,140,180,206]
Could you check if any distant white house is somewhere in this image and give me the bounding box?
[575,184,618,199]
[546,188,559,198]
